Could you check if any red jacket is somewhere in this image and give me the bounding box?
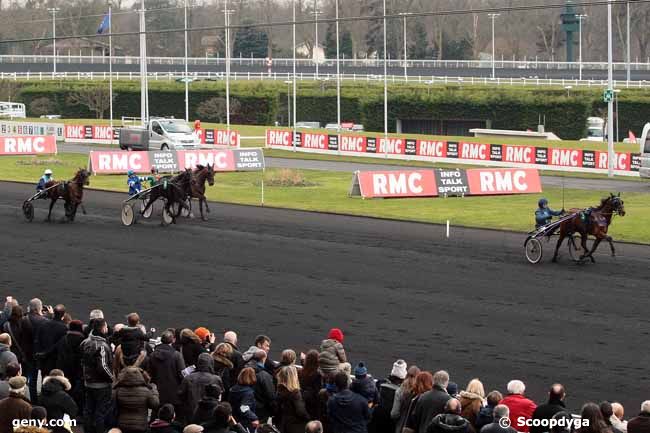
[500,394,537,432]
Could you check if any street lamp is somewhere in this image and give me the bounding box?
[607,1,614,177]
[399,12,412,82]
[626,1,631,82]
[614,89,621,143]
[47,7,60,75]
[383,0,388,157]
[577,14,587,81]
[223,4,235,135]
[335,0,340,133]
[313,4,323,79]
[488,13,500,79]
[284,80,292,127]
[184,0,189,122]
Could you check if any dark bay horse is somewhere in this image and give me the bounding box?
[190,164,215,221]
[552,193,626,263]
[141,169,192,224]
[44,168,91,222]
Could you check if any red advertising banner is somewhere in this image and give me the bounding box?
[198,128,241,147]
[0,136,57,155]
[177,150,235,171]
[65,125,118,142]
[351,168,542,199]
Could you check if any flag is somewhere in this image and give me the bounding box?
[97,13,110,34]
[628,130,636,144]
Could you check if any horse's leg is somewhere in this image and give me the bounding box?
[47,197,57,222]
[586,237,603,263]
[552,231,566,263]
[607,236,616,257]
[579,233,589,260]
[80,203,87,215]
[141,193,155,215]
[200,197,207,221]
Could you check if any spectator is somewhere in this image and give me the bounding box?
[447,383,460,399]
[211,343,234,399]
[150,404,183,433]
[531,384,566,433]
[228,367,259,432]
[81,318,114,433]
[192,384,222,424]
[223,331,245,379]
[27,298,51,403]
[459,379,486,429]
[83,309,106,337]
[319,329,347,378]
[243,335,275,375]
[391,365,421,433]
[550,411,574,433]
[184,425,204,433]
[611,403,628,433]
[0,334,18,379]
[113,314,148,378]
[54,319,85,409]
[0,297,18,331]
[146,330,186,415]
[351,362,379,406]
[601,402,624,433]
[202,402,248,433]
[577,403,613,433]
[369,359,407,433]
[276,365,310,433]
[36,304,67,377]
[30,405,48,422]
[2,306,34,401]
[298,350,322,420]
[627,401,650,433]
[194,327,216,353]
[426,398,471,433]
[500,380,536,433]
[479,405,518,433]
[281,349,298,368]
[39,369,78,433]
[0,376,32,433]
[181,329,207,368]
[305,421,323,433]
[406,370,452,433]
[247,349,275,423]
[476,391,503,431]
[318,377,337,433]
[327,371,370,433]
[113,366,160,433]
[0,362,20,399]
[179,353,224,422]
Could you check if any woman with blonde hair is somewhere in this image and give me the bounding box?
[391,365,421,433]
[276,366,310,433]
[459,378,486,429]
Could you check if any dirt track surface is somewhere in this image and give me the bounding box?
[1,181,649,412]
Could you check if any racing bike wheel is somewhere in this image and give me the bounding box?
[141,198,153,219]
[22,201,34,222]
[525,237,543,264]
[162,205,174,225]
[568,235,587,262]
[181,198,191,218]
[121,203,136,226]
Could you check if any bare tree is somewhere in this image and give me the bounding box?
[67,86,114,119]
[196,96,241,123]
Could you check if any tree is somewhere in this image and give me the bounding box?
[324,23,353,59]
[409,19,429,59]
[233,20,269,58]
[363,0,382,57]
[0,81,20,102]
[444,36,473,60]
[196,97,241,123]
[67,87,114,119]
[29,97,55,117]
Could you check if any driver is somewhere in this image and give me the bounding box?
[36,169,53,192]
[127,170,143,196]
[535,198,564,228]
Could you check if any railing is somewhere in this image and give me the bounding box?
[2,70,650,88]
[2,54,650,71]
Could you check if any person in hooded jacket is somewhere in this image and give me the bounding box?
[1,306,33,379]
[202,402,248,433]
[275,366,310,433]
[145,331,186,414]
[150,404,183,433]
[298,350,322,420]
[0,334,18,380]
[475,391,503,432]
[112,366,160,433]
[319,329,347,378]
[54,320,85,410]
[211,343,234,400]
[351,362,379,407]
[39,369,78,433]
[179,353,224,422]
[426,399,471,433]
[228,367,259,433]
[328,371,370,433]
[180,329,207,368]
[459,379,485,430]
[192,384,222,424]
[245,350,275,423]
[530,385,567,433]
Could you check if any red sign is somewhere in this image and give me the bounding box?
[466,168,542,195]
[549,148,582,167]
[266,129,293,147]
[595,151,630,171]
[339,135,367,153]
[301,132,328,150]
[378,137,406,155]
[65,124,115,142]
[459,142,490,161]
[503,145,535,164]
[0,136,57,155]
[89,151,150,174]
[177,150,235,171]
[358,170,438,198]
[416,140,447,158]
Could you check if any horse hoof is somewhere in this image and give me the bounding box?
[551,257,558,263]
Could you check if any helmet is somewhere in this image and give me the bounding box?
[127,170,134,176]
[44,169,52,176]
[538,198,548,208]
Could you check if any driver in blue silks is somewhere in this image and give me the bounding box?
[127,170,143,196]
[535,198,564,228]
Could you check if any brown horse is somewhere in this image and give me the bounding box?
[190,164,215,221]
[141,169,192,224]
[44,168,91,222]
[552,193,626,263]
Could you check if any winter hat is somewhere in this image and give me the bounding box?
[391,359,408,380]
[194,327,211,342]
[183,425,204,433]
[89,309,104,320]
[9,376,27,392]
[447,381,459,396]
[31,406,47,421]
[328,328,344,343]
[354,362,368,378]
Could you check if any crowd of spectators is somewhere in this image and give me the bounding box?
[0,296,649,433]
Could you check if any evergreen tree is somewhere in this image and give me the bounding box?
[408,19,429,59]
[363,0,382,57]
[325,23,354,59]
[233,20,269,58]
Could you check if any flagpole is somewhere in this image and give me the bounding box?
[109,7,114,130]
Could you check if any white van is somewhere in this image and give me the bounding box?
[638,123,650,178]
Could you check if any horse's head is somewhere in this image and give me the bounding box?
[611,193,625,216]
[206,163,215,186]
[75,168,91,186]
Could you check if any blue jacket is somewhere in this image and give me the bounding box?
[127,174,143,196]
[535,207,562,228]
[37,175,52,191]
[327,389,370,433]
[228,384,258,430]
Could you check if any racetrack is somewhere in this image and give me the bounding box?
[1,180,649,412]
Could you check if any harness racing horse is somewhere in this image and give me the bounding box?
[44,168,91,222]
[141,169,192,224]
[190,164,215,221]
[552,193,626,263]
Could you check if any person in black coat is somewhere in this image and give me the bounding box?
[145,331,186,415]
[476,391,503,432]
[192,384,221,424]
[228,368,259,432]
[201,402,248,433]
[480,405,518,433]
[299,350,323,420]
[54,320,85,410]
[179,353,224,423]
[36,304,68,377]
[531,384,567,433]
[328,371,370,433]
[223,332,245,381]
[211,344,234,401]
[181,329,207,368]
[406,370,452,433]
[40,370,79,433]
[246,350,275,423]
[150,404,183,433]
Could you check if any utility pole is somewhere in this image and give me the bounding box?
[627,1,631,82]
[607,1,614,177]
[108,6,113,128]
[224,2,235,136]
[488,13,500,79]
[335,0,340,132]
[139,0,148,125]
[47,7,60,75]
[399,13,411,81]
[577,14,587,81]
[184,0,189,122]
[313,3,322,79]
[383,0,388,157]
[292,0,297,151]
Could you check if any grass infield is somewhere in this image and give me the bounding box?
[2,153,649,244]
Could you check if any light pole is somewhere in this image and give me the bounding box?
[47,7,60,75]
[313,4,322,79]
[488,13,500,79]
[184,0,189,122]
[607,1,614,177]
[223,3,235,135]
[626,1,631,82]
[383,0,388,157]
[399,12,412,81]
[577,14,587,81]
[284,80,292,127]
[108,5,113,128]
[292,0,297,151]
[335,0,340,132]
[139,0,148,125]
[614,89,621,143]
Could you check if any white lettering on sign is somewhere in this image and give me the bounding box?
[184,152,228,169]
[98,153,143,171]
[379,138,403,154]
[66,125,85,139]
[372,173,422,195]
[3,137,46,153]
[340,136,364,152]
[215,130,239,146]
[303,134,326,149]
[551,149,580,166]
[461,143,487,160]
[93,126,113,140]
[268,130,290,146]
[479,170,528,192]
[505,146,533,163]
[597,152,628,170]
[418,140,445,157]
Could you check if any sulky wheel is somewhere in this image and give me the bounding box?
[22,201,34,222]
[162,205,174,225]
[121,203,136,226]
[141,198,153,219]
[525,237,543,264]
